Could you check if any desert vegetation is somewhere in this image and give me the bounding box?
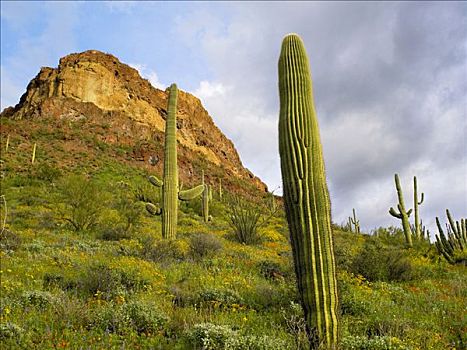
[0,34,465,350]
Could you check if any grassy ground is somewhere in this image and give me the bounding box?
[0,123,465,349]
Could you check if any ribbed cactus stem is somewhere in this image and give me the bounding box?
[161,84,179,239]
[350,208,360,234]
[219,178,222,200]
[389,174,413,247]
[31,143,37,164]
[278,33,339,349]
[413,176,424,239]
[201,171,210,222]
[5,134,9,152]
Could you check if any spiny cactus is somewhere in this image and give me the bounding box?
[350,208,360,233]
[389,174,413,247]
[413,176,424,239]
[218,178,223,200]
[31,143,37,164]
[435,209,467,264]
[146,84,204,239]
[278,33,339,349]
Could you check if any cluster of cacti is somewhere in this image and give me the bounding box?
[201,170,212,222]
[145,84,204,239]
[389,174,414,246]
[348,208,360,233]
[435,209,467,264]
[278,34,339,349]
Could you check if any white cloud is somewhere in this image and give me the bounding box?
[128,63,165,90]
[194,81,227,101]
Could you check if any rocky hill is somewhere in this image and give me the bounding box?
[0,50,267,193]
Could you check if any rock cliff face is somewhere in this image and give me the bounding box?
[1,50,267,192]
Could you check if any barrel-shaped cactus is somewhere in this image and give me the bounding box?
[146,84,204,239]
[278,33,339,349]
[389,174,413,247]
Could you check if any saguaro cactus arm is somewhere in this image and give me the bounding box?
[148,175,163,187]
[278,33,339,349]
[179,185,204,201]
[146,203,162,216]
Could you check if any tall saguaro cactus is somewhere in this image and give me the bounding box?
[278,34,339,349]
[146,84,204,239]
[201,170,212,222]
[389,174,413,247]
[413,176,424,239]
[350,208,360,234]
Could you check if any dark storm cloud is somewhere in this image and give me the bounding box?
[181,1,466,232]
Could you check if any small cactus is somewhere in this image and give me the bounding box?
[218,178,223,200]
[389,174,413,247]
[5,134,10,152]
[31,143,37,164]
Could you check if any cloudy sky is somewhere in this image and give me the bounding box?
[1,1,466,234]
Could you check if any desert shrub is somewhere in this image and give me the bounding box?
[0,322,25,341]
[226,195,274,245]
[187,323,291,350]
[243,281,292,311]
[142,237,187,264]
[33,162,62,183]
[0,229,21,252]
[43,272,65,289]
[189,233,223,260]
[91,301,168,335]
[20,290,56,309]
[351,239,414,282]
[280,301,308,349]
[196,288,243,309]
[187,323,236,350]
[257,260,286,281]
[56,175,109,231]
[340,335,413,350]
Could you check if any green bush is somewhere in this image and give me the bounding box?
[0,322,25,341]
[351,239,414,282]
[187,323,236,350]
[196,288,243,309]
[56,175,109,231]
[0,229,21,252]
[340,335,412,350]
[20,290,56,309]
[189,233,223,260]
[33,162,62,183]
[142,237,187,265]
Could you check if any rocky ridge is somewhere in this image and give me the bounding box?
[1,50,267,192]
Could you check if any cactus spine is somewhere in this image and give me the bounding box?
[31,143,37,164]
[146,84,204,239]
[350,208,360,233]
[389,174,413,247]
[413,176,424,239]
[278,34,338,349]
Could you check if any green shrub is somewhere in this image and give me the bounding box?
[0,322,25,341]
[0,229,21,252]
[142,238,187,265]
[257,260,286,281]
[196,288,243,309]
[340,335,413,350]
[20,290,55,309]
[33,162,62,182]
[56,175,109,231]
[187,323,236,350]
[189,233,223,260]
[351,239,414,282]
